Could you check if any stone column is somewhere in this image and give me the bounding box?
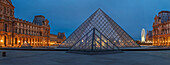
[28,38,30,45]
[30,38,32,46]
[168,37,170,46]
[35,38,37,47]
[21,38,24,46]
[17,37,19,47]
[33,38,35,47]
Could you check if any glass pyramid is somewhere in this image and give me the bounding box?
[59,8,139,48]
[69,28,120,51]
[21,41,32,48]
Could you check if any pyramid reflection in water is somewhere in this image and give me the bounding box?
[59,8,139,48]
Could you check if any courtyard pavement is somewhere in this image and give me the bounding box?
[0,50,170,65]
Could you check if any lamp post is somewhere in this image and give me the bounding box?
[18,40,20,43]
[18,40,20,47]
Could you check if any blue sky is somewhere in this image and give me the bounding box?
[11,0,170,40]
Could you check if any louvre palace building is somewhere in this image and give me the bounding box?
[0,0,65,48]
[152,11,170,46]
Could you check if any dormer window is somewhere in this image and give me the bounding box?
[42,21,45,25]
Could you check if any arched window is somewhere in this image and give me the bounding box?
[23,38,25,44]
[40,32,42,36]
[30,39,32,45]
[4,36,6,46]
[33,39,34,45]
[38,39,40,46]
[27,38,28,43]
[19,38,21,45]
[15,38,17,45]
[19,29,21,33]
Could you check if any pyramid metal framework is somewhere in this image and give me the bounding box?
[69,28,120,51]
[59,8,139,48]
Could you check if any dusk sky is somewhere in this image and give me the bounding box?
[11,0,170,40]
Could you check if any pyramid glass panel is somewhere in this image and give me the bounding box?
[69,28,120,51]
[59,8,139,48]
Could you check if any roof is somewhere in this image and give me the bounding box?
[33,15,46,25]
[6,0,15,8]
[35,15,45,18]
[158,11,170,14]
[8,0,12,3]
[50,34,58,37]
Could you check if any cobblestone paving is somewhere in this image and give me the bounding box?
[0,50,170,65]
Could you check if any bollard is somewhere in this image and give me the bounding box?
[2,52,6,57]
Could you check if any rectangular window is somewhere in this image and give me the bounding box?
[15,29,17,33]
[23,29,24,34]
[19,29,21,33]
[4,24,7,32]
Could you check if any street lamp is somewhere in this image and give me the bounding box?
[18,40,20,43]
[1,40,3,42]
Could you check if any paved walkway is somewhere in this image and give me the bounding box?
[0,50,170,65]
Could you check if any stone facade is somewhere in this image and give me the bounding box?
[57,32,66,43]
[49,33,66,46]
[0,0,50,48]
[49,34,58,46]
[146,31,152,43]
[152,11,170,46]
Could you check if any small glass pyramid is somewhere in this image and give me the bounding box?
[21,41,32,48]
[59,8,139,48]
